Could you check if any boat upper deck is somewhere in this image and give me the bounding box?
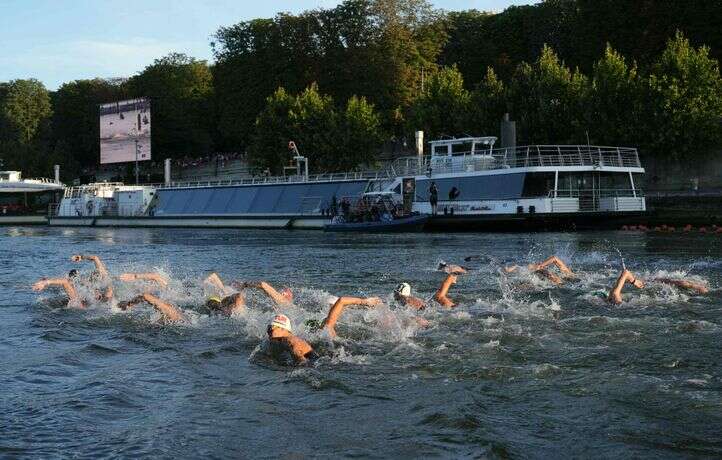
[392,145,642,177]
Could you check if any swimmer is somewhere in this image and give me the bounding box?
[607,269,708,304]
[32,269,83,307]
[504,255,575,285]
[203,272,235,296]
[267,314,317,364]
[71,254,113,301]
[437,262,469,275]
[118,293,186,323]
[232,280,293,308]
[321,296,383,338]
[119,272,169,288]
[655,278,709,294]
[434,274,459,308]
[200,272,248,314]
[393,282,426,310]
[607,269,645,304]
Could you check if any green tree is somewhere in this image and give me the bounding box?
[290,84,339,172]
[127,53,214,159]
[508,45,589,144]
[406,65,470,141]
[587,44,640,145]
[251,84,383,173]
[249,87,297,173]
[338,96,384,169]
[0,79,52,173]
[644,32,722,163]
[468,66,507,137]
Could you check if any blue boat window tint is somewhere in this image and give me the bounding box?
[156,189,194,214]
[183,188,215,214]
[274,184,309,213]
[226,187,258,214]
[203,188,235,214]
[415,174,525,201]
[335,182,367,200]
[249,186,284,213]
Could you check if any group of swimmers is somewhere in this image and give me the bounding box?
[32,254,709,365]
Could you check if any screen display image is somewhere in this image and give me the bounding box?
[99,98,151,164]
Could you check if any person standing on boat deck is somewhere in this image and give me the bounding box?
[330,195,338,217]
[429,182,439,215]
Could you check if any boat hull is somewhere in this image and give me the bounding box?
[323,215,429,233]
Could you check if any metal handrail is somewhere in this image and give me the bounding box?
[390,144,641,176]
[549,189,645,198]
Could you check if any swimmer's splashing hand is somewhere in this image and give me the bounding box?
[615,248,626,271]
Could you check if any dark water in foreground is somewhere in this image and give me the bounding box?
[1,227,721,458]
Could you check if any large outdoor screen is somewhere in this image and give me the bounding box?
[99,98,151,164]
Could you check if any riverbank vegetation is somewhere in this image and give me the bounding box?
[0,0,720,181]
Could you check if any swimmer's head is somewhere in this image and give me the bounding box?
[437,262,447,270]
[280,288,293,302]
[205,296,222,311]
[268,314,292,337]
[68,269,79,278]
[394,282,411,298]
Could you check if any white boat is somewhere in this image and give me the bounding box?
[0,171,64,224]
[48,136,645,231]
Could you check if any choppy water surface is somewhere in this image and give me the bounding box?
[2,227,721,458]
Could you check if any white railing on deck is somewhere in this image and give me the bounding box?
[391,145,641,176]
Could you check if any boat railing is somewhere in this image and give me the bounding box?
[390,145,641,176]
[150,170,390,189]
[549,188,644,198]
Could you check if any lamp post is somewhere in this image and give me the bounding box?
[135,138,140,185]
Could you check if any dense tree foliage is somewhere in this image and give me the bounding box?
[0,0,720,184]
[251,84,383,173]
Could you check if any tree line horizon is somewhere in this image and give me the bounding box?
[0,0,720,182]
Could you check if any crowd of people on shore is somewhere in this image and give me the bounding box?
[32,254,710,365]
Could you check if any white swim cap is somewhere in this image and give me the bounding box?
[270,314,292,332]
[395,282,411,297]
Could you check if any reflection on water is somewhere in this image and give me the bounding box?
[1,227,721,458]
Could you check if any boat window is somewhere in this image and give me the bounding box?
[598,172,631,189]
[393,184,401,194]
[451,143,471,156]
[522,172,555,197]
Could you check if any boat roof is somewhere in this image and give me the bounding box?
[428,136,497,146]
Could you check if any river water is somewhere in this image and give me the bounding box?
[1,227,721,458]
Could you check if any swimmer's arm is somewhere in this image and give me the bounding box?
[503,265,519,273]
[72,254,109,278]
[537,269,563,286]
[227,292,246,314]
[32,278,80,303]
[656,278,709,294]
[256,281,292,307]
[121,293,184,322]
[445,264,468,274]
[119,272,169,288]
[434,274,457,308]
[322,296,382,338]
[141,293,184,322]
[537,256,574,276]
[284,336,315,363]
[607,270,643,304]
[404,296,427,310]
